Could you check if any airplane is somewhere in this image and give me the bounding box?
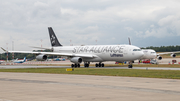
[1,27,144,68]
[128,38,180,61]
[13,57,26,63]
[140,49,180,60]
[0,60,5,64]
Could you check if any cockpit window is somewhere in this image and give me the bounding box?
[133,49,141,51]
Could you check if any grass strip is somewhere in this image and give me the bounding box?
[1,68,180,79]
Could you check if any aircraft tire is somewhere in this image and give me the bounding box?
[95,63,98,67]
[99,63,101,67]
[75,64,77,68]
[128,65,130,68]
[84,63,89,68]
[71,64,74,68]
[128,65,133,68]
[102,63,104,67]
[78,64,80,68]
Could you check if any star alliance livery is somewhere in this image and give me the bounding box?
[1,27,144,68]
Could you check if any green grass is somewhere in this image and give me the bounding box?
[1,68,180,79]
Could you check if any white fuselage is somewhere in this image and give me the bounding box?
[53,45,144,62]
[140,49,157,60]
[13,60,25,63]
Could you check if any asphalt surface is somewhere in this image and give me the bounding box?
[0,72,180,101]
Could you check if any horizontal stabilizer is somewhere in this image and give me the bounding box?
[1,47,7,52]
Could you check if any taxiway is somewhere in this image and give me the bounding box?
[0,72,180,101]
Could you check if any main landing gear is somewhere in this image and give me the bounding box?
[71,64,80,68]
[84,62,90,68]
[95,63,104,67]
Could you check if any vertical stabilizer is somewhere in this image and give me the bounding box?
[48,27,62,46]
[128,37,131,45]
[23,57,26,62]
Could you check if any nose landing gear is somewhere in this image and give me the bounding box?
[128,61,133,68]
[128,64,133,68]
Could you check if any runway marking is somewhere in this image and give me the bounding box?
[0,78,180,95]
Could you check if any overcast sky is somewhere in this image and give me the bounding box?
[0,0,180,51]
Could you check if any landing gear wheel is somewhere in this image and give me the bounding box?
[78,64,80,68]
[84,63,89,68]
[102,63,104,67]
[75,64,77,68]
[71,64,74,68]
[95,63,99,67]
[128,65,133,68]
[87,64,89,67]
[99,63,102,67]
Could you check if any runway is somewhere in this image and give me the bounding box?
[0,72,180,101]
[1,65,180,70]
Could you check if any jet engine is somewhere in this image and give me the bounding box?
[36,54,47,61]
[171,53,176,57]
[157,56,162,60]
[70,57,82,64]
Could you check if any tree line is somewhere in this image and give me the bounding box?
[141,45,180,52]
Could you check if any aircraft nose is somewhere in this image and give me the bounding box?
[139,51,144,57]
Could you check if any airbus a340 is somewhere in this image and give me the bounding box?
[1,27,144,68]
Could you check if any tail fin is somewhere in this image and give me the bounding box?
[23,57,26,62]
[128,37,131,45]
[48,27,62,46]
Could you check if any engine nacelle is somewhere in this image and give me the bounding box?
[36,54,47,61]
[157,56,162,60]
[171,53,176,57]
[70,57,82,64]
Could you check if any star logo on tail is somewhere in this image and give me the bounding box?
[51,35,56,46]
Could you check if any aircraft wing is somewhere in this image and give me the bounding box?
[6,50,97,58]
[29,46,52,50]
[157,51,180,55]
